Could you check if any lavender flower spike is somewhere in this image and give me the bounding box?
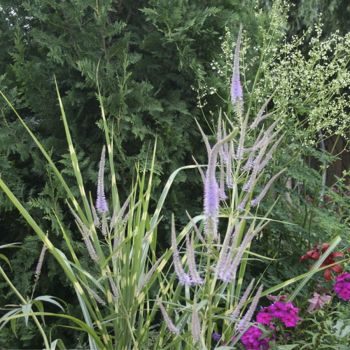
[251,169,286,207]
[34,243,48,282]
[237,284,263,332]
[96,146,108,214]
[204,176,220,218]
[171,215,192,286]
[186,233,203,285]
[204,129,236,239]
[231,279,255,322]
[230,25,243,105]
[158,300,180,335]
[191,301,201,343]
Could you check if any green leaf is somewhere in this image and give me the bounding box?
[21,303,32,327]
[34,296,64,312]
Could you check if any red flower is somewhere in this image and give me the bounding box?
[300,243,344,281]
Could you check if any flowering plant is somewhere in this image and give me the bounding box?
[256,301,300,328]
[300,243,344,281]
[334,273,350,301]
[239,300,299,350]
[241,326,270,350]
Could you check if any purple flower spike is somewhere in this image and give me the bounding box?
[231,26,243,105]
[186,234,204,285]
[96,146,109,214]
[204,176,219,218]
[231,76,243,105]
[158,300,180,335]
[171,216,192,286]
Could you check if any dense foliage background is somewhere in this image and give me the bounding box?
[0,0,350,348]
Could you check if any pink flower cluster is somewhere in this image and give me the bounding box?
[256,301,299,328]
[241,326,270,350]
[241,301,299,350]
[334,273,350,301]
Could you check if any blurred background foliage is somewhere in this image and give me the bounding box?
[0,0,350,347]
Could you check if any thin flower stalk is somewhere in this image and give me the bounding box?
[186,233,203,285]
[250,129,266,152]
[231,25,243,106]
[251,169,285,207]
[257,135,283,172]
[251,120,279,153]
[237,284,264,332]
[186,211,206,245]
[75,219,99,262]
[171,216,192,286]
[216,230,235,281]
[242,137,271,194]
[231,279,255,322]
[236,118,248,161]
[69,205,99,261]
[226,224,264,276]
[158,300,180,335]
[34,243,47,282]
[195,119,211,155]
[226,142,234,188]
[191,301,201,343]
[249,94,274,129]
[192,156,206,183]
[217,114,223,147]
[218,117,230,166]
[219,157,227,201]
[137,257,162,294]
[216,223,242,281]
[110,193,132,231]
[220,230,256,282]
[91,202,100,228]
[243,151,255,172]
[101,215,108,236]
[237,194,249,212]
[250,111,273,130]
[96,146,108,214]
[86,285,106,306]
[108,276,118,300]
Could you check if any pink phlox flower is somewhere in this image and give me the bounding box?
[334,272,350,301]
[241,326,270,350]
[256,301,299,328]
[256,309,273,325]
[307,292,332,313]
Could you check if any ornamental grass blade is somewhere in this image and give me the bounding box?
[0,308,21,331]
[288,235,341,301]
[150,165,200,234]
[0,180,100,348]
[2,311,104,349]
[258,236,342,299]
[54,80,96,231]
[34,296,64,312]
[0,90,85,223]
